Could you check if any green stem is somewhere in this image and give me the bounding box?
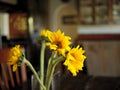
[23,59,46,90]
[45,56,65,90]
[40,40,46,90]
[45,52,55,86]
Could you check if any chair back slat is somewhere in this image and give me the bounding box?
[1,63,9,89]
[8,65,15,87]
[21,63,27,83]
[0,76,4,90]
[15,68,21,85]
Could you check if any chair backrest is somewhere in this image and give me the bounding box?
[0,62,27,90]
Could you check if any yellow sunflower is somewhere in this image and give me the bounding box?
[7,45,22,72]
[39,29,52,37]
[64,45,86,76]
[46,29,71,56]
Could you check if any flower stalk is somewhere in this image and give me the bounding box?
[45,52,55,85]
[45,56,65,90]
[40,40,46,90]
[23,58,46,90]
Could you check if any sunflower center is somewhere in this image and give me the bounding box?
[55,41,62,48]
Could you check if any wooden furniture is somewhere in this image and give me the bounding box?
[0,36,31,90]
[0,62,27,90]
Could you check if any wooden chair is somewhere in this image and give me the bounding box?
[0,62,27,90]
[0,37,29,90]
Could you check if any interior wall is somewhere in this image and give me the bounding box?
[48,0,78,41]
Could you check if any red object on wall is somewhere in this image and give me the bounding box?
[9,13,28,39]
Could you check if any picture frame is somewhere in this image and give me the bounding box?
[9,13,28,39]
[62,15,78,24]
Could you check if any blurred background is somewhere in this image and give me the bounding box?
[0,0,120,90]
